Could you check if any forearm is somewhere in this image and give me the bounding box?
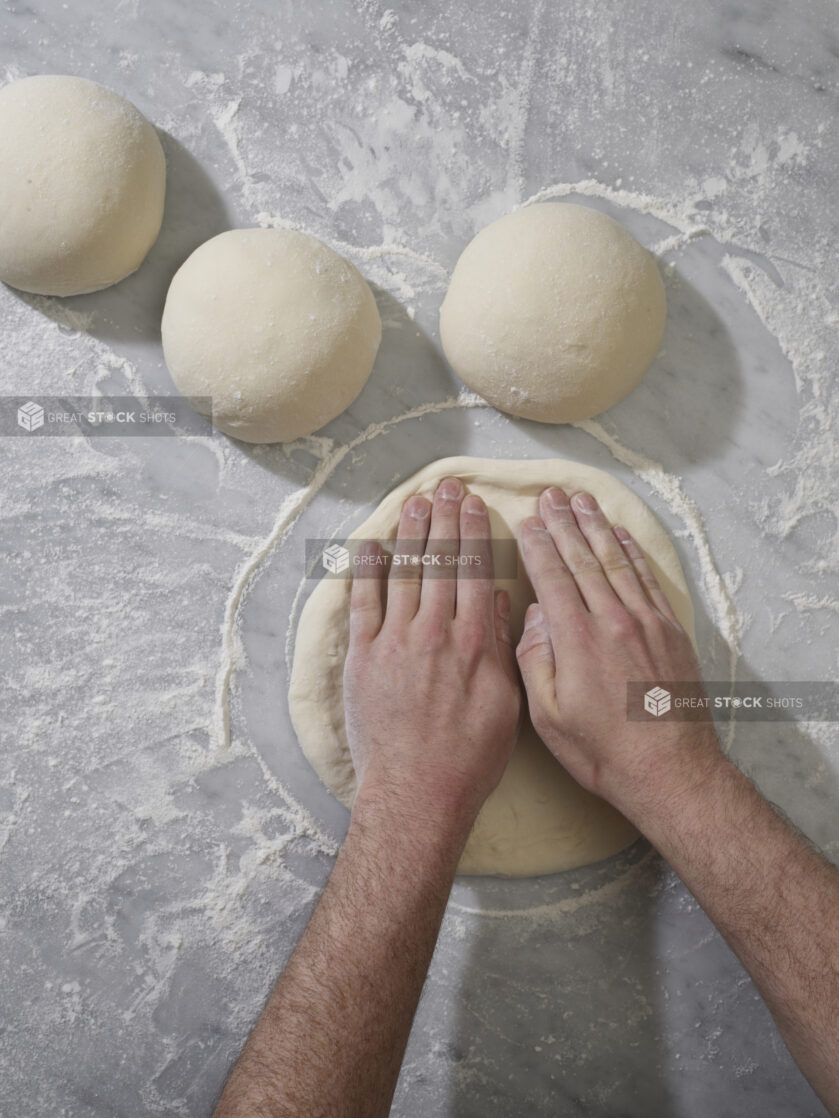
[625,748,839,1115]
[214,785,469,1118]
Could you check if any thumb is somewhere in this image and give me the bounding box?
[516,602,557,712]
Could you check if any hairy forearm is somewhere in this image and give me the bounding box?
[214,787,469,1118]
[627,749,839,1115]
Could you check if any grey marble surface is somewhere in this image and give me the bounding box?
[2,1,838,1115]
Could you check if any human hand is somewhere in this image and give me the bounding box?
[515,487,723,822]
[343,477,521,836]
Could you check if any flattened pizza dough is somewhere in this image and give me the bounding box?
[289,456,694,876]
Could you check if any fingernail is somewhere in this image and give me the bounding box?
[523,604,542,628]
[546,487,568,510]
[523,516,548,533]
[613,525,631,543]
[463,494,484,515]
[406,496,430,519]
[439,477,463,500]
[572,491,597,512]
[496,590,510,619]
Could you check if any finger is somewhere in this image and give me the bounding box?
[517,515,587,633]
[613,526,681,624]
[515,603,559,717]
[567,490,651,616]
[386,495,431,624]
[539,488,618,612]
[455,493,495,624]
[349,540,383,643]
[420,477,463,619]
[493,588,517,680]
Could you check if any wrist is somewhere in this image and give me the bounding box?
[607,727,727,830]
[351,769,478,865]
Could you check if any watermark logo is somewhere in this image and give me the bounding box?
[644,686,671,717]
[307,538,519,580]
[322,544,350,574]
[3,396,213,437]
[17,401,44,432]
[629,681,839,722]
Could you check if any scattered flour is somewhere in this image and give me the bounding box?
[2,16,838,1112]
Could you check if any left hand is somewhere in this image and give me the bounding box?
[343,476,521,833]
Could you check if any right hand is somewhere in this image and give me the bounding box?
[343,477,521,838]
[515,486,723,821]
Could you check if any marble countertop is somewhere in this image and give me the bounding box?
[2,1,838,1115]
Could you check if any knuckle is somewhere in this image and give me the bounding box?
[375,631,402,659]
[458,616,488,645]
[547,507,577,529]
[516,624,553,658]
[600,555,632,574]
[389,566,421,585]
[568,552,602,575]
[541,564,571,590]
[417,616,450,652]
[608,609,643,642]
[521,518,550,546]
[569,617,592,643]
[350,598,378,616]
[428,541,458,559]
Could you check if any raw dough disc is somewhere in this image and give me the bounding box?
[289,456,694,877]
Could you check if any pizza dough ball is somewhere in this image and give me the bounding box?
[161,228,382,444]
[439,203,666,423]
[0,75,166,296]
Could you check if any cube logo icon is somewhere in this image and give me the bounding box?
[18,401,44,432]
[644,686,671,717]
[322,543,350,575]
